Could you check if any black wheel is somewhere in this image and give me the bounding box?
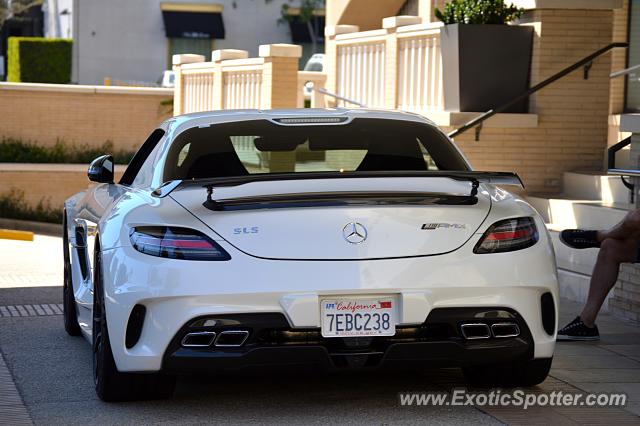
[462,358,552,388]
[92,241,175,402]
[63,213,81,336]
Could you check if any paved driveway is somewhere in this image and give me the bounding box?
[1,235,640,425]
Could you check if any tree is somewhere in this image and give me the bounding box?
[0,0,43,30]
[280,0,325,56]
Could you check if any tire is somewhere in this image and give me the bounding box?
[63,213,81,336]
[92,242,175,402]
[462,358,552,388]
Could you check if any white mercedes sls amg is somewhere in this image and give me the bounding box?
[63,109,558,401]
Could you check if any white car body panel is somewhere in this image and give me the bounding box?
[63,108,558,374]
[100,220,557,372]
[169,178,490,259]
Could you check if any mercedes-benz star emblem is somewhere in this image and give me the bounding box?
[343,222,368,244]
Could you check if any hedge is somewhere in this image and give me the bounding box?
[7,37,72,83]
[0,189,62,224]
[0,138,135,164]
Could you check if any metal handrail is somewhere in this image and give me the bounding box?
[610,63,640,79]
[449,42,629,140]
[316,87,367,108]
[609,169,640,177]
[608,136,632,171]
[608,137,639,178]
[607,136,636,203]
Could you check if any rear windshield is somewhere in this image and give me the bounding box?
[163,118,469,181]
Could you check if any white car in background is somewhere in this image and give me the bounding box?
[157,70,175,88]
[62,108,558,401]
[303,53,325,99]
[304,53,324,72]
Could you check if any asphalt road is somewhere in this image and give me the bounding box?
[0,235,499,425]
[4,235,639,425]
[0,285,500,425]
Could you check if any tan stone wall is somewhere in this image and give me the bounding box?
[0,84,173,152]
[327,0,405,31]
[611,264,640,322]
[0,164,124,211]
[262,57,300,109]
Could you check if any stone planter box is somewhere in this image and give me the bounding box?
[440,23,534,113]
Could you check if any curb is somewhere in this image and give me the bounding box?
[0,229,34,241]
[0,218,62,237]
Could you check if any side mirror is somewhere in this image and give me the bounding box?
[88,155,114,183]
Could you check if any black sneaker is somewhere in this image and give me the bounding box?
[559,229,601,249]
[557,316,600,341]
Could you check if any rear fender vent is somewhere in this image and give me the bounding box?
[75,227,89,280]
[125,304,146,349]
[541,292,556,336]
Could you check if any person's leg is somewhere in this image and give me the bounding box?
[579,237,637,327]
[597,209,640,242]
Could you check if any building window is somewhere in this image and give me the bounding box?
[169,38,214,65]
[160,2,225,67]
[626,0,640,112]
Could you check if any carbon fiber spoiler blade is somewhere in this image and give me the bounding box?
[151,171,524,199]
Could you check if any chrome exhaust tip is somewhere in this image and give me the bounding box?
[214,330,250,347]
[491,322,520,338]
[181,331,216,347]
[460,323,491,339]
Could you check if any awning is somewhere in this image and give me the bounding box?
[161,3,225,39]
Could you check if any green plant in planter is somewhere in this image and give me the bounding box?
[435,0,524,25]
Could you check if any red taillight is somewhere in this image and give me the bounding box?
[474,218,538,254]
[130,227,231,261]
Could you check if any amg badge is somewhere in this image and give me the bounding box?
[422,223,467,230]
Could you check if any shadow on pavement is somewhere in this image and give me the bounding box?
[0,286,61,306]
[0,286,497,425]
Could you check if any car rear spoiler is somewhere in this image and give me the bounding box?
[152,171,524,202]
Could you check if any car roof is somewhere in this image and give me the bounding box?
[166,108,438,133]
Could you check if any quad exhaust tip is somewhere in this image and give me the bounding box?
[215,330,250,347]
[491,322,520,338]
[460,322,520,339]
[460,323,491,339]
[181,330,250,348]
[181,331,217,347]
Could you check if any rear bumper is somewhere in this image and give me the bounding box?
[100,235,558,373]
[163,340,532,373]
[161,309,535,374]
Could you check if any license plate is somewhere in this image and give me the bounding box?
[321,297,396,337]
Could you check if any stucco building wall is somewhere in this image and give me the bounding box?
[72,0,295,85]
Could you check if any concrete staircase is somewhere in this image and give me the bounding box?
[526,172,633,311]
